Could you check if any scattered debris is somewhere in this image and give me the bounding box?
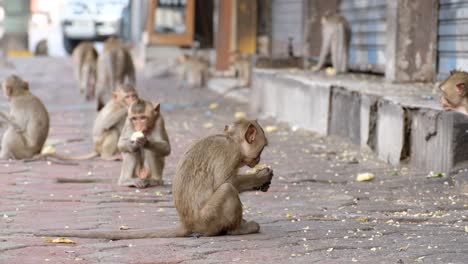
[119,226,130,230]
[398,244,410,252]
[208,103,218,110]
[426,171,445,178]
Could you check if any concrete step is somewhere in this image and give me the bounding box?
[250,69,468,174]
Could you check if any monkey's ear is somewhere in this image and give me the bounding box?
[456,83,466,96]
[245,124,257,144]
[154,103,161,113]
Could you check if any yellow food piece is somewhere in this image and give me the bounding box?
[208,103,218,110]
[246,164,270,174]
[41,145,56,155]
[356,173,375,182]
[265,126,278,133]
[130,131,145,141]
[325,67,337,76]
[44,237,76,244]
[234,112,247,120]
[119,226,130,230]
[203,122,214,129]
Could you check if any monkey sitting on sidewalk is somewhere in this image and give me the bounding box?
[0,75,49,159]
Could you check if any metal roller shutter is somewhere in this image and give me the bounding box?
[437,0,468,80]
[339,0,387,73]
[271,0,305,58]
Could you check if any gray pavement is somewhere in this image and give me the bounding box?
[0,57,466,264]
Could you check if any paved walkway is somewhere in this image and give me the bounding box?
[0,58,466,264]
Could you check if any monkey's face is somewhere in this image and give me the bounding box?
[240,123,268,168]
[439,82,466,113]
[131,114,149,132]
[124,91,138,106]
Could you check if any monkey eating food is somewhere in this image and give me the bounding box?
[117,99,171,188]
[311,13,350,73]
[439,70,468,115]
[0,75,49,159]
[35,120,273,239]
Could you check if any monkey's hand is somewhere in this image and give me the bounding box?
[130,137,147,151]
[254,167,274,192]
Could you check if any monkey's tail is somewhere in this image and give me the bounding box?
[49,151,99,161]
[35,226,190,240]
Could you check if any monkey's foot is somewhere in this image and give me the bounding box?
[148,179,164,186]
[189,232,202,238]
[137,167,150,180]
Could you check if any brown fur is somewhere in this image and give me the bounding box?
[229,51,252,87]
[96,37,136,111]
[311,13,350,73]
[0,75,49,159]
[72,42,98,100]
[34,120,272,239]
[439,70,468,115]
[177,54,209,88]
[92,84,139,159]
[117,100,170,188]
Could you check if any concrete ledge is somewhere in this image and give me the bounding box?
[250,68,468,173]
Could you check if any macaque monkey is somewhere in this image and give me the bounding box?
[0,75,49,159]
[311,13,350,73]
[35,120,273,239]
[34,39,48,56]
[92,83,139,159]
[229,50,252,87]
[117,100,170,188]
[72,41,98,100]
[96,37,136,111]
[177,54,209,88]
[439,70,468,115]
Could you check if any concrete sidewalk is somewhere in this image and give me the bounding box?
[0,58,466,264]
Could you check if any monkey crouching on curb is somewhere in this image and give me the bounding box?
[117,99,171,188]
[34,119,274,239]
[0,75,49,159]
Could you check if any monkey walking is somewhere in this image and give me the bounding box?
[117,100,171,188]
[72,41,98,100]
[311,13,351,73]
[439,70,468,115]
[0,75,49,159]
[96,37,136,111]
[35,119,273,239]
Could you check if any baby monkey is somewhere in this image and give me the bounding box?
[439,70,468,115]
[117,99,171,188]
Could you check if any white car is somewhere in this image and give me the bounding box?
[61,0,129,53]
